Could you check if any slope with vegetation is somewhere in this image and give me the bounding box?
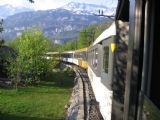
[53,21,112,51]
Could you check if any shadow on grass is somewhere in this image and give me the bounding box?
[40,71,75,89]
[0,113,64,120]
[0,70,75,91]
[0,83,13,89]
[0,71,75,97]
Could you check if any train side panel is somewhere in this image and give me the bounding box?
[78,59,88,69]
[88,66,113,120]
[88,38,115,120]
[87,21,129,120]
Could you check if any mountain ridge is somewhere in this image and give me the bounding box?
[2,2,114,43]
[60,2,115,15]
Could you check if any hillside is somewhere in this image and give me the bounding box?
[2,2,115,43]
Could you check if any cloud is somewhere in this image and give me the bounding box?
[32,0,67,10]
[0,0,31,7]
[0,0,117,10]
[0,0,69,10]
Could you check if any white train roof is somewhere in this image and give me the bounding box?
[93,22,116,45]
[61,51,75,54]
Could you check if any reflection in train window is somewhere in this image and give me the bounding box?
[103,46,109,73]
[94,48,98,68]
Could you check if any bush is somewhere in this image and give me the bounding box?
[7,27,53,87]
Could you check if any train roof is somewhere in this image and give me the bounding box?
[46,51,75,55]
[46,52,60,55]
[93,22,116,45]
[75,47,88,53]
[61,51,75,54]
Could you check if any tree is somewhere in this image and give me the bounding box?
[8,27,52,86]
[62,39,75,51]
[77,28,95,49]
[0,19,3,33]
[0,19,4,46]
[77,21,112,49]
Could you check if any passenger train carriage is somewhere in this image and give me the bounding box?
[61,51,74,63]
[87,21,129,120]
[47,0,160,119]
[47,21,129,120]
[46,52,60,60]
[74,48,88,69]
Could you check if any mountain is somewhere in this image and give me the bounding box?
[0,4,34,19]
[61,2,116,16]
[3,2,114,43]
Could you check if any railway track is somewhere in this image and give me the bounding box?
[65,65,103,120]
[77,67,103,120]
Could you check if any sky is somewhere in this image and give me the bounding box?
[0,0,117,10]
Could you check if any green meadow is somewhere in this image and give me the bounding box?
[0,70,74,120]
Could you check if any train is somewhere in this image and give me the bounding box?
[48,21,128,120]
[47,0,160,120]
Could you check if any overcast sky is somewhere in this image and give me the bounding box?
[0,0,117,10]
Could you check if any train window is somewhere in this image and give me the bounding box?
[70,53,73,58]
[93,50,95,66]
[91,50,94,66]
[142,96,160,120]
[85,52,88,60]
[89,51,91,64]
[82,52,86,60]
[103,46,109,73]
[90,51,91,63]
[94,48,98,68]
[91,51,92,62]
[80,53,82,59]
[93,49,95,67]
[75,53,78,59]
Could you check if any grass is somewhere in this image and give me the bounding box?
[143,96,160,120]
[0,69,74,120]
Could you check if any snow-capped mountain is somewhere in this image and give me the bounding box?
[2,2,115,42]
[0,2,116,19]
[0,4,34,19]
[61,2,116,16]
[3,9,108,42]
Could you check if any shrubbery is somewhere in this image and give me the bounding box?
[7,27,53,88]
